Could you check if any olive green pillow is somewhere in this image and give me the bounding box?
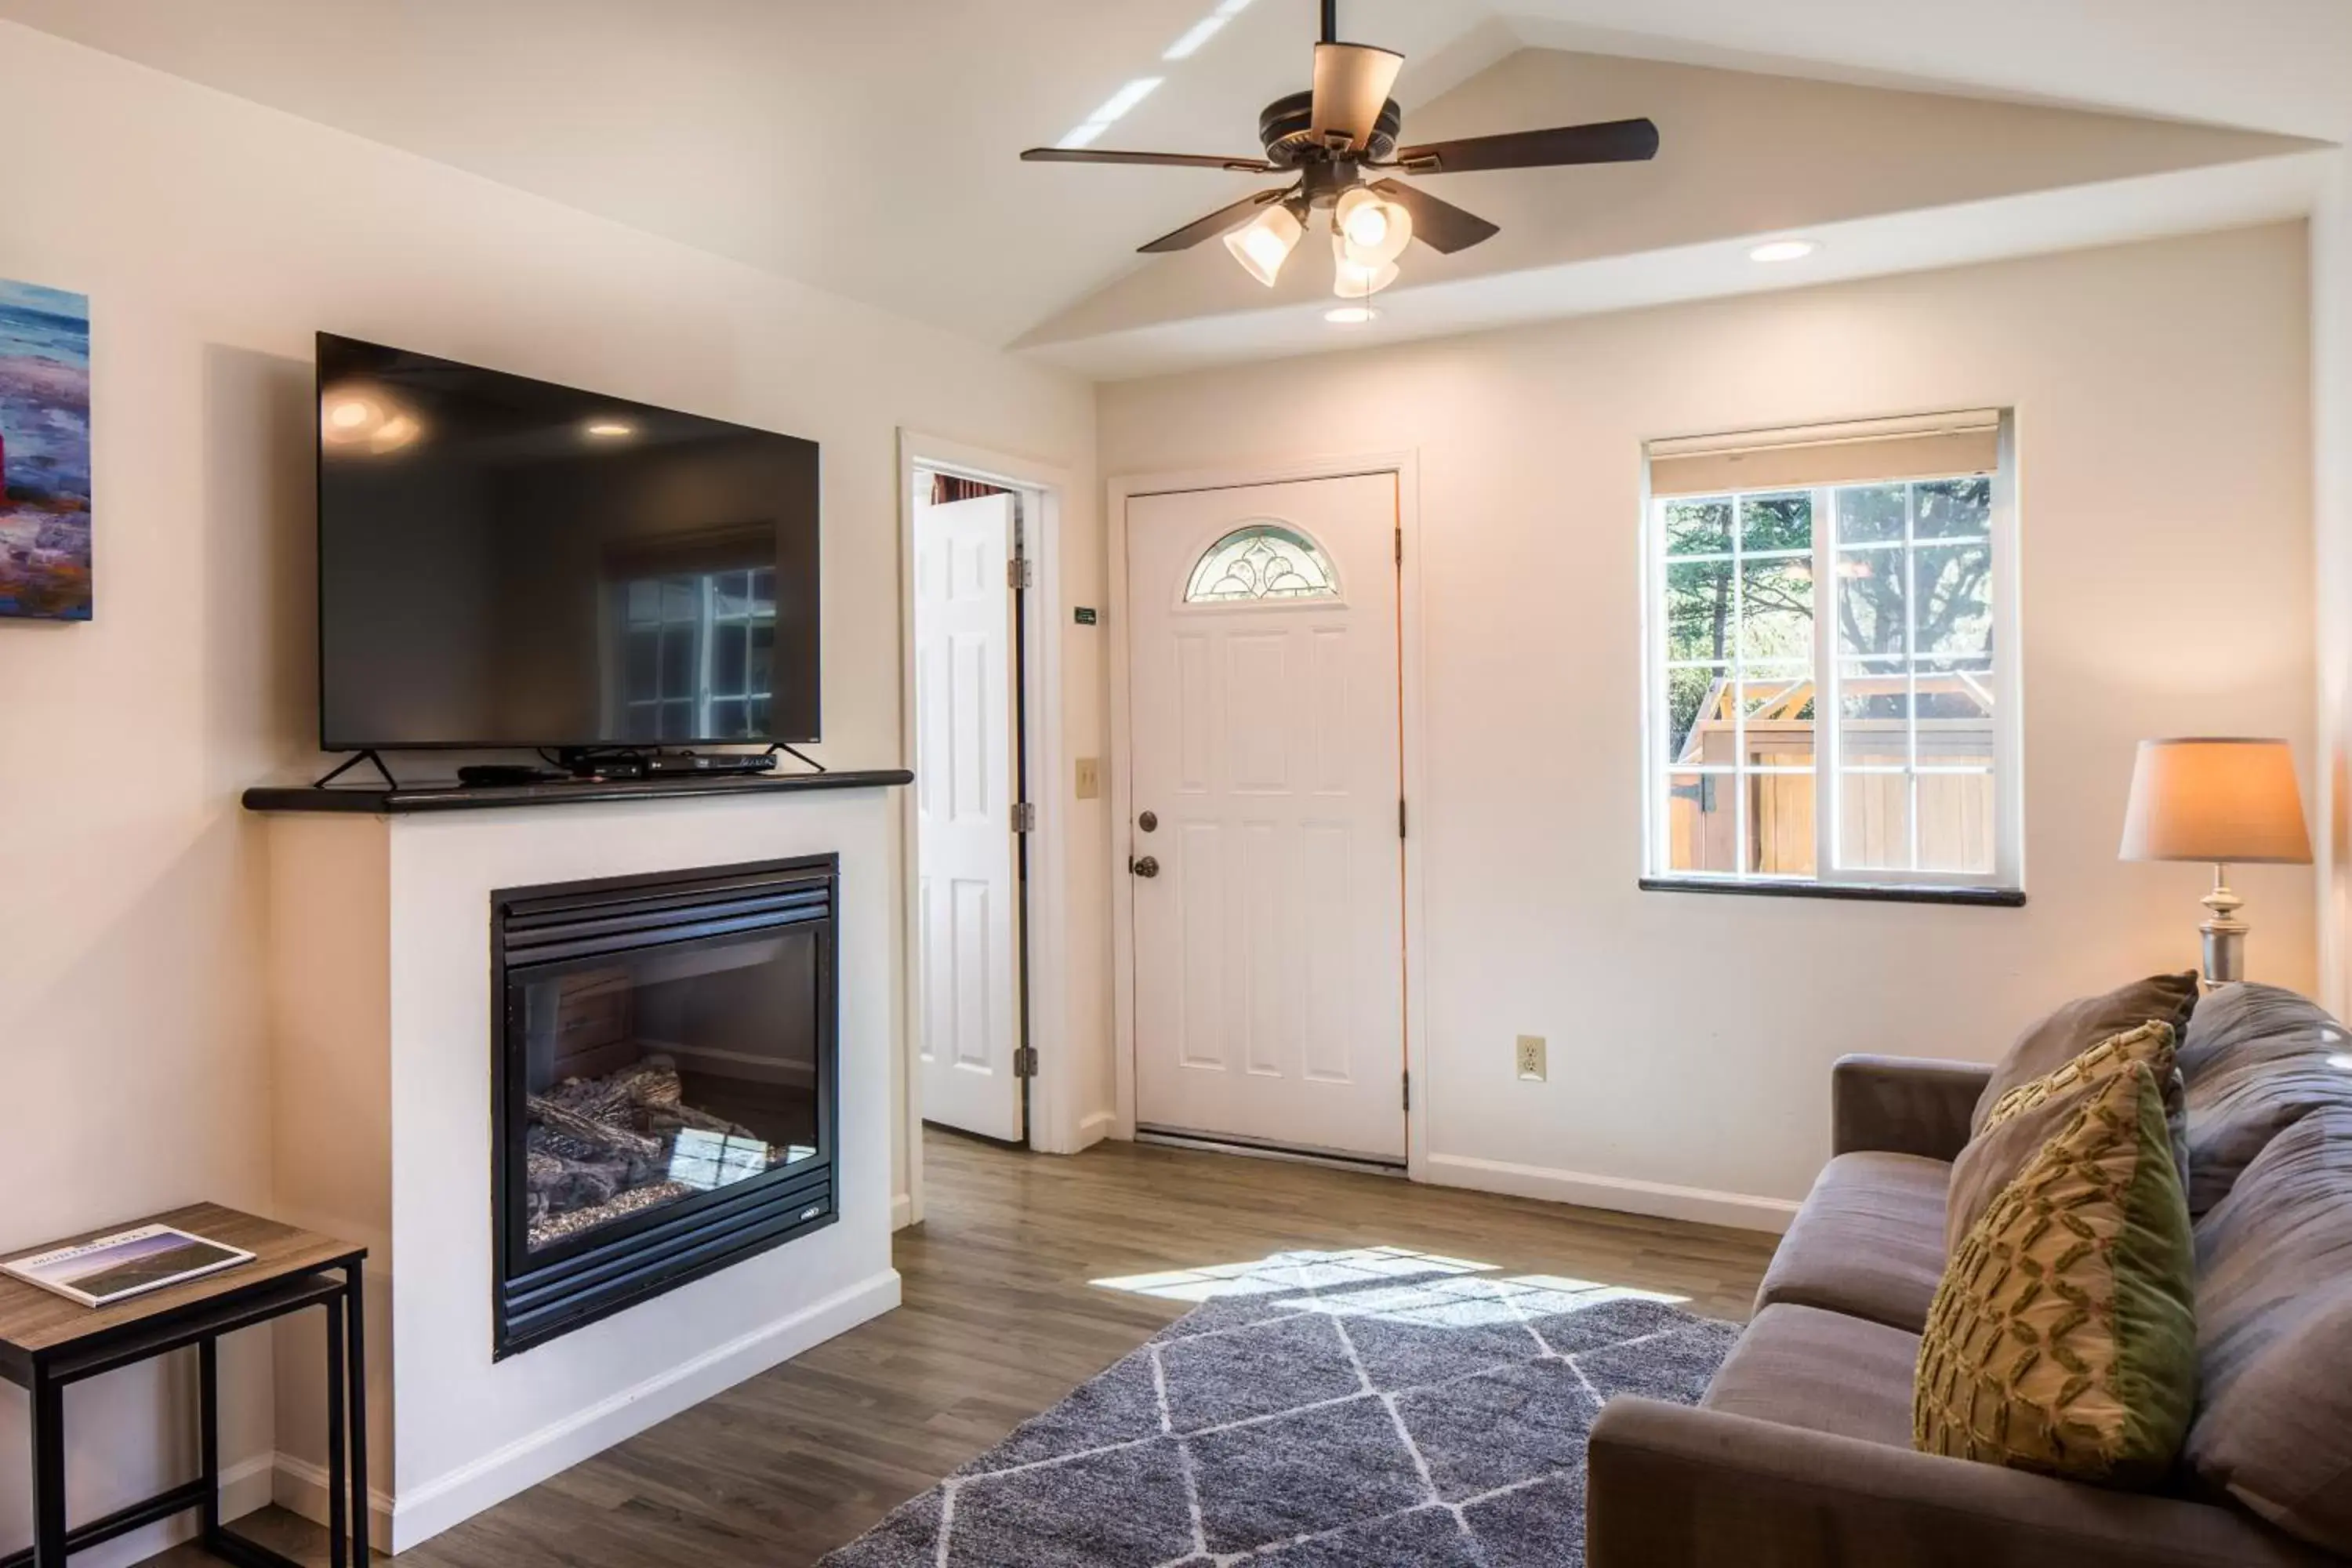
[1947,1022,2180,1256]
[1915,1062,2198,1487]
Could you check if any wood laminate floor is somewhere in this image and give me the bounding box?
[147,1130,1779,1568]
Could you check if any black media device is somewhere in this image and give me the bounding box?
[315,332,821,754]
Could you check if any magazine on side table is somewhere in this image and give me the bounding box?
[2,1223,256,1308]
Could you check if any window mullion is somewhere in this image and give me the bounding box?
[1814,485,1835,884]
[1730,505,1748,878]
[1903,481,1921,874]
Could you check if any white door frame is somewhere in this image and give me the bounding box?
[897,431,1076,1229]
[1107,451,1430,1181]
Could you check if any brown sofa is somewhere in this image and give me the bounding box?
[1587,983,2352,1567]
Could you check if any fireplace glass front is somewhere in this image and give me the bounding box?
[493,856,838,1357]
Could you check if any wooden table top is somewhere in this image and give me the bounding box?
[0,1203,361,1356]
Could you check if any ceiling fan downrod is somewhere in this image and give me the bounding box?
[1321,0,1338,46]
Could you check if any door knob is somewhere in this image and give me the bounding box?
[1131,855,1160,878]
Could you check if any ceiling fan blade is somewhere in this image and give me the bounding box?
[1392,117,1659,174]
[1138,190,1289,253]
[1022,147,1276,172]
[1309,42,1405,150]
[1368,178,1499,255]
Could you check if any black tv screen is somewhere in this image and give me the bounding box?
[316,333,819,750]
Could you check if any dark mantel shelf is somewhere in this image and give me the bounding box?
[242,768,913,815]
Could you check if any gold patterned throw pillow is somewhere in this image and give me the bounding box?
[1946,1021,2182,1256]
[1978,1020,2176,1133]
[1915,1062,2198,1487]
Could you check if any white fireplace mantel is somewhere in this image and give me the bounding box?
[252,784,902,1552]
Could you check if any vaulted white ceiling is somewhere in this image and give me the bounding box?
[4,0,2345,376]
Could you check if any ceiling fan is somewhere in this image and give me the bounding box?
[1021,0,1659,312]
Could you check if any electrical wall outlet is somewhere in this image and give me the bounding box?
[1515,1035,1547,1082]
[1074,757,1102,800]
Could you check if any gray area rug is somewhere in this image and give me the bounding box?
[820,1245,1737,1567]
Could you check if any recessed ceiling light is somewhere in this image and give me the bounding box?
[1748,239,1819,263]
[585,420,635,439]
[1324,305,1378,325]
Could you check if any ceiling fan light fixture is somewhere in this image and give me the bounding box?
[1225,201,1305,285]
[1333,187,1411,266]
[1331,252,1399,300]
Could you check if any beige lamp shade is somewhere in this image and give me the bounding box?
[2118,738,2311,864]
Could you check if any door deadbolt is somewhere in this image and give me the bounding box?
[1131,855,1161,878]
[1138,810,1158,832]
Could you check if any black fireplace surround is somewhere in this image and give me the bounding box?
[491,855,839,1358]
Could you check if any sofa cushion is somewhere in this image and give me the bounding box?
[2178,982,2352,1216]
[1972,972,2199,1137]
[2187,1107,2352,1555]
[1700,1301,1919,1449]
[1949,1021,2180,1254]
[1753,1151,1947,1334]
[1916,1064,2198,1488]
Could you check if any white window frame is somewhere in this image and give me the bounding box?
[1639,411,2023,897]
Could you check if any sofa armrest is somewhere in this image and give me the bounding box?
[1831,1054,1992,1161]
[1585,1398,2323,1568]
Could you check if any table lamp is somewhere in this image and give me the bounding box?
[2118,738,2311,983]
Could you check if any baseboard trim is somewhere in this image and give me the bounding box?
[1076,1110,1116,1148]
[274,1267,901,1553]
[1423,1153,1799,1235]
[890,1192,914,1230]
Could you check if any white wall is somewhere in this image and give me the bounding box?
[2317,158,2352,1014]
[1098,225,2317,1225]
[0,19,1092,1565]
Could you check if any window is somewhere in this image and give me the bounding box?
[1643,412,2019,896]
[619,568,776,741]
[1184,522,1339,603]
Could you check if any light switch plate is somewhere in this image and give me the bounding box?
[1515,1035,1547,1082]
[1074,757,1102,800]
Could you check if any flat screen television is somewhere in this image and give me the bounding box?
[316,332,819,751]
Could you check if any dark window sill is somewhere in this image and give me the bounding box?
[1639,877,2026,908]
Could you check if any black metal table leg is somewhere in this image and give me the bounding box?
[343,1260,368,1566]
[324,1295,348,1568]
[30,1367,64,1568]
[199,1338,222,1548]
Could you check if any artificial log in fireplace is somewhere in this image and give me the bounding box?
[492,855,839,1358]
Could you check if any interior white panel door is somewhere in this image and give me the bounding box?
[1126,473,1404,1161]
[914,491,1023,1142]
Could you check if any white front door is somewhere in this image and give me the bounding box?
[913,489,1024,1142]
[1124,473,1406,1162]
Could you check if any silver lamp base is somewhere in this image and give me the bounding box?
[2200,862,2248,985]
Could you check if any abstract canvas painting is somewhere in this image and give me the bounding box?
[0,278,91,620]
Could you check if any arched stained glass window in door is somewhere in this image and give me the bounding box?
[1181,522,1339,603]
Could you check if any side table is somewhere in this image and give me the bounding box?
[0,1204,367,1568]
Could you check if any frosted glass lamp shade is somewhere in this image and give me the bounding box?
[1224,203,1305,287]
[2118,738,2310,865]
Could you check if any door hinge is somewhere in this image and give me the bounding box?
[1402,1069,1411,1112]
[1011,801,1037,833]
[1399,798,1406,839]
[1014,1047,1040,1077]
[1007,554,1034,590]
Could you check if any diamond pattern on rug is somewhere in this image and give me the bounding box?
[1395,1358,1601,1502]
[818,1247,1733,1567]
[1160,1311,1367,1432]
[1189,1395,1430,1554]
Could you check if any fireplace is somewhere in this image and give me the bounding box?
[491,855,840,1358]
